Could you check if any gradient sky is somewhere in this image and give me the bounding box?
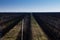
[0,0,60,12]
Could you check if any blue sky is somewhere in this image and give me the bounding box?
[0,0,60,12]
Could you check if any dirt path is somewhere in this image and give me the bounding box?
[1,21,22,40]
[31,17,48,40]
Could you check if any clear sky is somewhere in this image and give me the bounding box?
[0,0,60,12]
